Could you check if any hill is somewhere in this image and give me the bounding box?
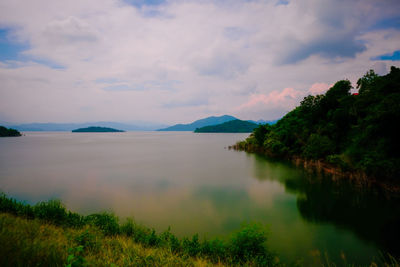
[194,119,258,133]
[158,115,237,131]
[72,126,124,132]
[234,66,400,182]
[0,126,21,137]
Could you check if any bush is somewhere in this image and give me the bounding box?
[85,212,119,236]
[229,223,269,263]
[33,199,68,225]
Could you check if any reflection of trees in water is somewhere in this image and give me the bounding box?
[294,175,400,257]
[251,153,400,257]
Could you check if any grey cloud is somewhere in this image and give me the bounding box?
[194,52,249,79]
[223,27,247,41]
[281,35,366,64]
[102,84,141,91]
[276,0,398,64]
[42,17,99,45]
[162,98,209,108]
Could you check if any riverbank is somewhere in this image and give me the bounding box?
[229,142,400,194]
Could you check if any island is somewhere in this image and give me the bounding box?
[194,119,258,133]
[0,126,22,137]
[72,126,125,132]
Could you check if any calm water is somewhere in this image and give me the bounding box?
[1,132,399,265]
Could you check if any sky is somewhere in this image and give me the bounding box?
[0,0,400,125]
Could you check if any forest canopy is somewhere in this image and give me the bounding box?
[236,66,400,181]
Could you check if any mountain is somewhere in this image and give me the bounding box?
[157,115,237,131]
[72,126,124,132]
[194,120,258,133]
[8,121,168,131]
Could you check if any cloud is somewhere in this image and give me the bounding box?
[281,36,366,64]
[237,87,303,110]
[162,97,209,108]
[193,51,250,79]
[42,17,99,45]
[0,0,400,124]
[308,83,331,95]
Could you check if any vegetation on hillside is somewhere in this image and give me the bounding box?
[0,126,21,137]
[194,119,258,133]
[0,193,278,266]
[234,67,400,182]
[72,126,125,132]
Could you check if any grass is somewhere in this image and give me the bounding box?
[1,193,399,267]
[0,213,213,266]
[0,193,279,266]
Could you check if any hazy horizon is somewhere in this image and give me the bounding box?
[1,0,400,124]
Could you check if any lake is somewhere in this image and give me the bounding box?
[1,132,399,265]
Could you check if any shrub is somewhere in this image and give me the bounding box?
[85,212,119,236]
[33,199,68,225]
[229,223,269,263]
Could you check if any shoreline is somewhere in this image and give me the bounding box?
[229,143,400,194]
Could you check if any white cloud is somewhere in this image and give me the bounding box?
[0,0,400,123]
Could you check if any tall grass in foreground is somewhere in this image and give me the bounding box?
[1,193,399,267]
[0,193,278,266]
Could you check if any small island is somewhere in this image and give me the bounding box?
[194,119,258,133]
[72,126,125,133]
[0,126,22,137]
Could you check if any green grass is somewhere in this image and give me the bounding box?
[0,193,279,266]
[1,193,399,267]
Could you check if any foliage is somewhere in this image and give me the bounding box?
[0,193,277,266]
[236,67,400,181]
[1,194,398,266]
[0,126,21,137]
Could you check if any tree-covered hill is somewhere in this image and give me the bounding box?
[194,119,258,133]
[0,126,21,137]
[158,115,237,131]
[72,126,124,132]
[234,66,400,182]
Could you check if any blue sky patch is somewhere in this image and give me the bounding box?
[123,0,166,8]
[371,50,400,61]
[0,28,29,61]
[0,28,65,69]
[276,0,289,6]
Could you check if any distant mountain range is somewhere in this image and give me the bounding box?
[3,121,168,131]
[1,116,277,132]
[157,115,277,131]
[194,119,258,133]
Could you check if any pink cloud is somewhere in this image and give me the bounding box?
[308,83,332,95]
[237,87,303,110]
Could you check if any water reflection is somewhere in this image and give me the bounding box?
[252,153,400,258]
[1,132,399,265]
